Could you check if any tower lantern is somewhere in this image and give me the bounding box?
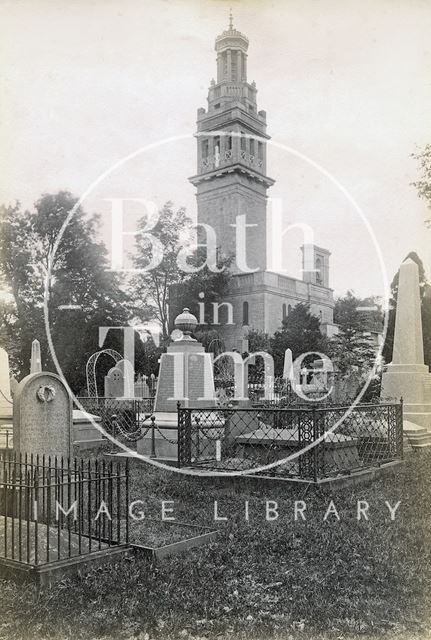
[215,13,249,85]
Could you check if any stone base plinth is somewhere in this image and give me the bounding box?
[381,364,431,404]
[154,340,216,413]
[137,411,224,461]
[73,410,105,450]
[403,404,431,430]
[236,428,361,472]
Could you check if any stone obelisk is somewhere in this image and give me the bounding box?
[30,339,42,374]
[381,258,431,429]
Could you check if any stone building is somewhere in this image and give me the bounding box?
[188,16,337,349]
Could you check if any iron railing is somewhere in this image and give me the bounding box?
[177,401,403,479]
[77,397,155,445]
[0,453,129,567]
[214,374,345,407]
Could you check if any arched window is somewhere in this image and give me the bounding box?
[242,301,249,326]
[282,304,287,322]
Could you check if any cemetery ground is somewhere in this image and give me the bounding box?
[1,449,431,640]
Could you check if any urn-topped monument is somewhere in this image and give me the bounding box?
[137,309,218,461]
[154,308,217,412]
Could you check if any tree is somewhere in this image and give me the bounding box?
[423,285,431,367]
[132,203,232,340]
[330,291,379,376]
[270,303,328,376]
[412,145,431,227]
[382,252,430,366]
[131,202,191,339]
[0,191,130,391]
[169,247,232,332]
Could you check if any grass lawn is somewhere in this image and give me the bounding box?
[1,450,431,640]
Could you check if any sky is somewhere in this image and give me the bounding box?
[0,0,430,300]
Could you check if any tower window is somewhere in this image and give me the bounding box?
[282,304,287,322]
[202,139,209,159]
[258,141,263,160]
[242,301,249,326]
[316,257,323,285]
[214,136,220,167]
[214,103,221,109]
[231,55,238,81]
[227,134,233,150]
[249,139,255,156]
[240,133,246,151]
[223,51,228,78]
[288,304,292,315]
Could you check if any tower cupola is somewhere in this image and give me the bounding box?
[215,12,249,84]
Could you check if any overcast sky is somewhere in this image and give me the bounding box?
[1,0,430,299]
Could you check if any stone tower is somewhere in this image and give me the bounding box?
[189,14,274,274]
[187,17,337,349]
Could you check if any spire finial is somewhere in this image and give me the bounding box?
[229,8,233,30]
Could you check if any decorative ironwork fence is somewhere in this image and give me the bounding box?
[214,374,338,407]
[177,401,403,479]
[77,397,155,445]
[0,453,129,567]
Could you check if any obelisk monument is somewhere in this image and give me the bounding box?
[30,339,42,374]
[381,258,431,429]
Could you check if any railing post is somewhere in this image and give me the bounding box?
[177,402,182,468]
[125,458,129,545]
[195,416,200,458]
[34,469,39,566]
[399,397,404,460]
[150,415,156,459]
[312,407,318,483]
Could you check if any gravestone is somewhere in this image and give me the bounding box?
[13,372,73,457]
[104,359,134,398]
[104,366,123,398]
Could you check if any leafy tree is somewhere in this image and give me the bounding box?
[246,328,270,354]
[270,303,328,376]
[330,291,379,376]
[131,203,232,342]
[423,285,431,367]
[0,191,130,391]
[131,202,191,339]
[412,145,431,227]
[245,328,271,377]
[169,247,232,332]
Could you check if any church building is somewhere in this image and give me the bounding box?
[189,16,338,349]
